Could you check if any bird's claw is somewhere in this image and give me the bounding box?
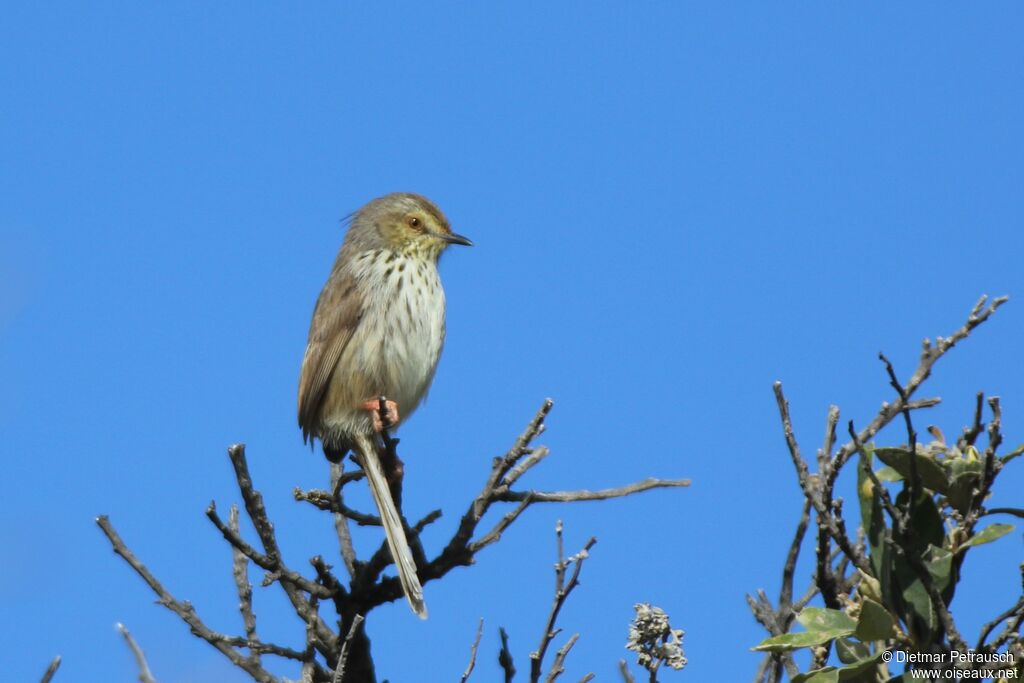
[362,398,399,432]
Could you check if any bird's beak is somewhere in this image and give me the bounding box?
[439,231,473,247]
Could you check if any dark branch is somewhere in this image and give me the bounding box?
[39,656,61,683]
[499,627,517,683]
[331,614,364,683]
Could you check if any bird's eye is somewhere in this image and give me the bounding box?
[408,216,421,229]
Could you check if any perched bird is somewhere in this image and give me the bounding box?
[297,192,472,618]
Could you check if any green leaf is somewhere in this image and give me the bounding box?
[751,608,857,652]
[962,523,1015,549]
[944,458,984,513]
[891,544,955,641]
[797,607,858,634]
[875,466,903,482]
[899,573,934,637]
[835,637,871,664]
[857,570,883,605]
[793,667,839,683]
[924,545,954,595]
[752,631,837,652]
[874,447,949,492]
[836,652,885,681]
[945,457,984,479]
[899,490,945,553]
[856,599,895,641]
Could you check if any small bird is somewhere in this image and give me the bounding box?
[298,193,472,619]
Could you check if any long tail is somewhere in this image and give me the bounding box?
[352,432,428,619]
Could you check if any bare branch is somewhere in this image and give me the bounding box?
[103,402,688,681]
[294,486,383,527]
[228,506,259,649]
[469,496,533,553]
[529,523,597,683]
[331,614,364,683]
[773,382,870,575]
[411,399,685,606]
[958,392,986,450]
[224,445,337,656]
[95,515,280,683]
[504,446,551,487]
[499,627,517,683]
[117,623,158,683]
[545,633,581,682]
[39,656,61,683]
[966,397,1004,534]
[831,295,1007,475]
[299,592,323,682]
[878,352,921,509]
[330,462,358,577]
[207,501,331,600]
[977,595,1024,651]
[460,618,485,683]
[495,479,690,504]
[780,499,811,618]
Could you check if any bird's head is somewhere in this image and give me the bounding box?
[354,192,472,259]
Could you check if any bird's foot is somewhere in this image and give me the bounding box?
[361,397,400,432]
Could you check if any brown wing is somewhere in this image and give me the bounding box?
[298,268,363,444]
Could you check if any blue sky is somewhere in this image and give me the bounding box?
[2,3,1022,682]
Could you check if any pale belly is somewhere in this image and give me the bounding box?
[319,252,446,438]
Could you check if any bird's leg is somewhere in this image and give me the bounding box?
[361,397,400,433]
[362,397,405,504]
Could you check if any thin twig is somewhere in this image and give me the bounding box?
[530,523,597,683]
[879,352,921,513]
[977,595,1024,651]
[39,656,61,683]
[494,479,690,503]
[966,397,1004,535]
[460,618,485,683]
[466,495,533,553]
[504,446,551,487]
[117,622,158,683]
[959,392,986,450]
[207,500,331,599]
[229,505,259,651]
[545,633,581,682]
[300,592,321,681]
[330,462,358,577]
[779,498,811,630]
